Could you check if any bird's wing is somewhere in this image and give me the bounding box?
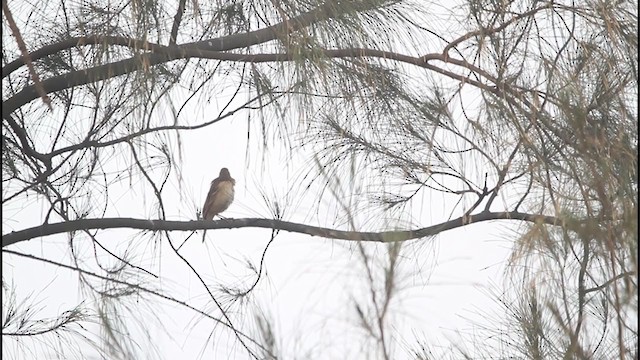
[202,179,221,220]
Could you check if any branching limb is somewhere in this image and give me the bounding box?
[2,248,273,356]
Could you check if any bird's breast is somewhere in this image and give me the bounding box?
[213,181,234,209]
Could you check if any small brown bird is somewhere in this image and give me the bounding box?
[202,168,235,220]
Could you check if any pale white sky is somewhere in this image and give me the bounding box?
[2,104,518,359]
[2,2,538,359]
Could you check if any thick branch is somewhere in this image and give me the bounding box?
[2,1,367,114]
[2,211,571,248]
[2,35,166,78]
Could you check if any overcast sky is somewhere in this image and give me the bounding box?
[1,2,542,359]
[3,100,520,359]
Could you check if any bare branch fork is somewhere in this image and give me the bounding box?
[3,211,578,248]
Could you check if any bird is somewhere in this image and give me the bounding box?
[202,167,235,220]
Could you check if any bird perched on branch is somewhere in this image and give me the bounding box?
[202,167,235,220]
[200,168,235,245]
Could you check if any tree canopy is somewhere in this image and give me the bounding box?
[2,0,637,359]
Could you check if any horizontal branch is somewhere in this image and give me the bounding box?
[2,211,569,248]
